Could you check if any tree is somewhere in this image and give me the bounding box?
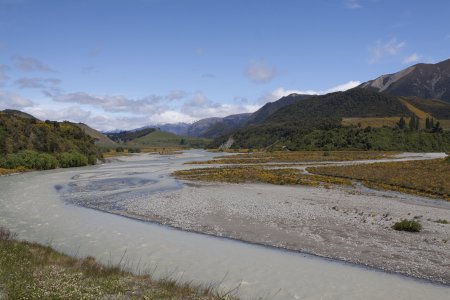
[409,116,416,131]
[425,117,431,130]
[397,117,406,129]
[432,121,443,133]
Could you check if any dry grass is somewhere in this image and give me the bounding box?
[308,158,450,200]
[189,151,397,165]
[341,117,409,128]
[400,99,431,122]
[174,166,352,187]
[0,227,236,300]
[439,120,450,130]
[0,167,28,176]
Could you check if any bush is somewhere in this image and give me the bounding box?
[0,227,16,240]
[0,150,58,170]
[58,151,88,168]
[392,219,422,232]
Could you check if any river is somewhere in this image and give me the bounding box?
[0,150,448,299]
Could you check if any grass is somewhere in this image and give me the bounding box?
[0,166,28,176]
[188,151,397,165]
[341,116,409,128]
[392,220,422,232]
[434,219,450,224]
[0,227,236,300]
[308,158,450,200]
[102,147,184,158]
[173,166,352,187]
[130,130,210,148]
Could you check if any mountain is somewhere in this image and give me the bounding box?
[187,117,223,137]
[360,58,450,103]
[75,123,117,148]
[246,94,313,126]
[129,129,210,148]
[0,110,99,167]
[157,123,190,136]
[105,127,210,148]
[1,109,38,120]
[200,113,252,138]
[106,128,157,143]
[171,94,312,139]
[210,88,450,151]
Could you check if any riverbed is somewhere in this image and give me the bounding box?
[1,150,449,299]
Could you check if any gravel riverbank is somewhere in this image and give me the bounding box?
[62,152,450,285]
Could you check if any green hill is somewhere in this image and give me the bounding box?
[210,89,450,151]
[75,123,117,147]
[124,129,210,148]
[0,110,99,169]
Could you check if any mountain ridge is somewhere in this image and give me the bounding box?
[360,58,450,102]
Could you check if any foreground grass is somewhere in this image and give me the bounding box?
[0,167,28,176]
[174,166,351,187]
[189,151,397,165]
[308,158,450,200]
[0,229,234,300]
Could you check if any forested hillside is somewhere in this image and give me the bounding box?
[0,111,99,170]
[210,89,450,151]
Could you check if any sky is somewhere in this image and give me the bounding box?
[0,0,450,131]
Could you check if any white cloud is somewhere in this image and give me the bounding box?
[25,106,91,122]
[344,0,362,9]
[0,64,9,82]
[369,38,405,63]
[0,91,34,110]
[49,91,167,115]
[13,56,54,72]
[15,77,61,89]
[325,80,361,93]
[245,59,277,84]
[165,89,187,101]
[402,53,422,64]
[259,80,361,104]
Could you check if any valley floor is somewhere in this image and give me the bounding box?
[69,152,450,285]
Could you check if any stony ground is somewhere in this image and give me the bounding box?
[64,152,450,285]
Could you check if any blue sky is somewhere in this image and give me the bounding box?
[0,0,449,130]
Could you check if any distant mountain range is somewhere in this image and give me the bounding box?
[156,94,313,139]
[211,88,450,151]
[2,58,450,153]
[360,58,450,103]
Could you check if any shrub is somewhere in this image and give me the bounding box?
[0,227,16,240]
[434,219,449,224]
[58,151,88,168]
[392,219,422,232]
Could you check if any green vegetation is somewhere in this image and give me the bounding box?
[308,158,450,200]
[0,150,95,170]
[215,126,450,151]
[405,97,450,120]
[106,128,157,143]
[210,89,450,151]
[0,227,234,300]
[131,129,210,148]
[392,220,422,232]
[75,123,118,147]
[0,111,99,171]
[190,150,396,165]
[174,166,351,186]
[434,219,450,224]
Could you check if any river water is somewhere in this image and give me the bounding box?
[0,150,448,299]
